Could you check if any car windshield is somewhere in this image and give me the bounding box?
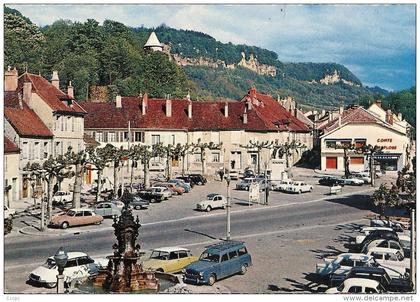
[150,251,170,260]
[66,210,76,216]
[207,195,218,200]
[42,258,56,269]
[200,252,220,262]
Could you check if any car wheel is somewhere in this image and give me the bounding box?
[150,198,156,203]
[208,274,216,286]
[46,282,57,288]
[135,205,141,210]
[95,220,102,225]
[61,221,69,229]
[206,206,212,212]
[240,264,247,275]
[198,181,203,185]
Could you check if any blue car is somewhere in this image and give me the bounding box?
[168,179,191,193]
[183,241,252,285]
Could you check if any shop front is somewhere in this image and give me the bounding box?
[374,153,402,171]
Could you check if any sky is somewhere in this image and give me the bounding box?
[9,4,416,91]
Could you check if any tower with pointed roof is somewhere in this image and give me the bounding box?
[143,31,163,52]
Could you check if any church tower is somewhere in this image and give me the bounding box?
[143,31,163,52]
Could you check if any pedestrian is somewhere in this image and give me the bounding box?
[117,184,122,198]
[53,183,59,195]
[219,168,225,181]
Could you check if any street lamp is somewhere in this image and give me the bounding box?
[225,174,231,241]
[54,247,68,294]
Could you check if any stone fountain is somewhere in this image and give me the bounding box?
[92,190,159,292]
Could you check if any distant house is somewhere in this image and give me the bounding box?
[4,137,20,207]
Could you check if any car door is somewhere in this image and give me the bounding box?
[77,256,97,277]
[219,253,231,278]
[63,258,79,280]
[228,249,241,274]
[176,250,192,271]
[82,210,94,225]
[103,203,111,217]
[95,204,104,216]
[165,251,180,273]
[73,210,84,225]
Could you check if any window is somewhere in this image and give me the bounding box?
[228,250,238,259]
[355,261,366,267]
[71,117,75,132]
[43,142,49,159]
[221,254,229,262]
[55,142,60,157]
[348,286,363,293]
[371,253,383,260]
[22,142,29,159]
[96,132,103,142]
[238,247,247,256]
[75,211,83,217]
[124,131,129,142]
[34,142,40,160]
[194,153,201,162]
[212,153,220,163]
[355,139,367,149]
[67,116,71,131]
[172,134,176,145]
[77,256,94,265]
[340,259,354,267]
[251,154,257,164]
[29,142,34,160]
[83,211,93,216]
[178,251,188,259]
[103,132,108,143]
[151,135,160,145]
[65,259,78,268]
[350,157,364,165]
[325,140,337,148]
[169,252,178,260]
[108,132,116,142]
[135,132,144,142]
[67,142,71,153]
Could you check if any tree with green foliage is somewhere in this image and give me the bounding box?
[192,139,222,175]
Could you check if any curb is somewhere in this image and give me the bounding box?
[18,225,113,237]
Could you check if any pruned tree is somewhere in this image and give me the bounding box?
[272,140,305,169]
[176,143,194,176]
[241,140,274,174]
[355,144,384,187]
[192,139,222,175]
[334,143,356,179]
[131,144,165,188]
[64,147,87,208]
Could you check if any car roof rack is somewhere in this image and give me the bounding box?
[205,240,245,250]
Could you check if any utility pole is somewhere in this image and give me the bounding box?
[226,176,231,241]
[264,163,269,205]
[40,196,46,232]
[411,209,416,291]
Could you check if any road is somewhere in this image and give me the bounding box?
[5,188,374,293]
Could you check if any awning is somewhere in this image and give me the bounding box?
[374,153,401,160]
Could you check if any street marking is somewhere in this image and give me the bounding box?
[5,218,367,270]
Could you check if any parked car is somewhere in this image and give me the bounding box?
[176,176,195,188]
[315,253,377,278]
[142,247,198,273]
[370,219,407,232]
[331,267,413,292]
[168,179,191,193]
[361,239,404,257]
[242,169,255,179]
[138,187,172,202]
[183,241,252,285]
[236,178,255,191]
[149,162,165,172]
[318,176,342,186]
[351,230,400,251]
[188,174,207,185]
[341,176,364,186]
[274,180,294,192]
[355,227,396,244]
[326,278,386,294]
[353,172,371,184]
[130,196,150,210]
[4,205,16,219]
[255,177,273,191]
[28,252,107,288]
[49,208,104,229]
[284,181,313,194]
[196,194,227,212]
[367,247,409,278]
[94,202,121,218]
[154,182,185,195]
[52,191,73,205]
[107,199,127,210]
[228,170,240,180]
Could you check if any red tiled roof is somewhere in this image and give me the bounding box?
[5,92,54,138]
[321,106,380,133]
[20,73,86,115]
[4,137,19,153]
[80,89,310,133]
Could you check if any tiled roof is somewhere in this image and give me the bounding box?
[81,89,310,133]
[4,137,20,153]
[321,106,381,133]
[20,73,86,115]
[5,91,54,138]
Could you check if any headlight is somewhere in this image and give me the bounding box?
[199,272,203,277]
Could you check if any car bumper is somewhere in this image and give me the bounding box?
[183,274,207,285]
[28,273,55,285]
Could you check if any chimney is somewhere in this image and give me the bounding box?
[166,97,172,117]
[188,100,192,119]
[321,109,326,117]
[243,108,248,124]
[51,70,59,89]
[386,109,393,125]
[115,95,122,108]
[249,87,257,99]
[338,116,342,126]
[18,92,23,109]
[67,81,74,98]
[398,112,403,121]
[5,66,18,92]
[224,102,229,117]
[142,93,148,115]
[328,111,333,122]
[23,82,32,106]
[186,92,191,101]
[375,100,382,108]
[294,107,298,118]
[339,106,344,115]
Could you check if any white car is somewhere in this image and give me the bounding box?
[353,172,371,184]
[4,205,16,219]
[228,170,240,180]
[284,181,313,194]
[340,176,364,186]
[361,239,404,256]
[355,227,395,244]
[196,194,227,212]
[52,191,73,205]
[150,186,172,199]
[274,180,294,192]
[326,278,385,294]
[367,247,409,278]
[315,253,376,277]
[28,252,108,288]
[356,229,410,245]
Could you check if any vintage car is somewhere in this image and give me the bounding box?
[28,252,107,288]
[361,239,404,257]
[351,230,400,251]
[341,176,364,186]
[318,176,342,186]
[315,253,376,278]
[367,247,409,278]
[196,194,227,212]
[168,179,191,193]
[326,278,386,294]
[188,174,207,185]
[236,178,255,191]
[49,208,104,229]
[94,202,121,218]
[273,180,294,192]
[242,169,255,179]
[183,241,252,285]
[130,196,150,210]
[142,247,198,273]
[228,170,240,180]
[284,181,313,194]
[52,191,73,205]
[353,172,371,184]
[176,176,195,188]
[138,187,171,202]
[355,227,396,244]
[154,182,185,195]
